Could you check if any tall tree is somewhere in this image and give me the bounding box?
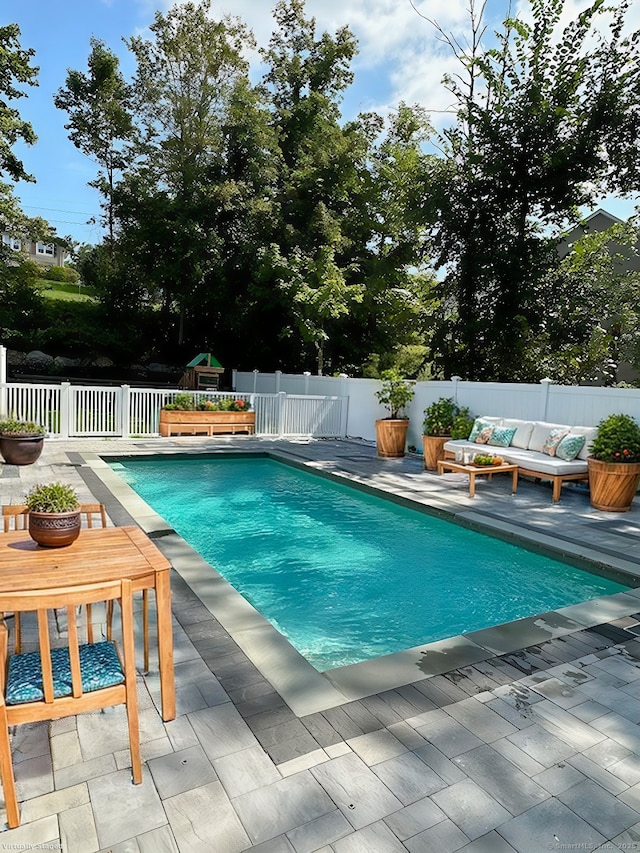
[0,23,38,187]
[54,39,134,248]
[423,0,640,380]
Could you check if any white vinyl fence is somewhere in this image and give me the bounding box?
[0,383,348,439]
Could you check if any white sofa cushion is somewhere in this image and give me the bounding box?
[442,439,589,475]
[528,421,572,453]
[501,418,535,449]
[570,425,598,460]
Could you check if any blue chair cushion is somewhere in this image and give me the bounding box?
[6,642,124,705]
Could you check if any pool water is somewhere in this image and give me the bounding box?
[110,456,629,670]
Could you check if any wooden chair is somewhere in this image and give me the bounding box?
[1,504,149,672]
[0,579,142,828]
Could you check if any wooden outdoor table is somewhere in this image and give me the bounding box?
[0,526,175,721]
[437,459,519,498]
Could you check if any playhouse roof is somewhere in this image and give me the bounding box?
[186,353,223,369]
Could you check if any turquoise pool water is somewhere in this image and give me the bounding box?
[110,456,629,670]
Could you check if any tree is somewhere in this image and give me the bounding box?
[422,0,640,380]
[54,38,135,248]
[0,23,38,186]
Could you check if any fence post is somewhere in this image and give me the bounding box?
[275,370,282,394]
[253,369,259,394]
[450,375,461,404]
[0,345,6,417]
[231,368,237,391]
[121,385,131,438]
[539,377,553,421]
[277,391,286,437]
[59,382,71,439]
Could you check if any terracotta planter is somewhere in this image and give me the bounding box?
[29,510,81,547]
[375,419,409,458]
[587,457,640,512]
[423,435,449,471]
[0,434,45,466]
[159,410,255,436]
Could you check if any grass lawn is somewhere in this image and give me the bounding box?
[36,279,98,303]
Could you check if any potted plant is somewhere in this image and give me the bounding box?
[422,398,474,470]
[0,419,46,466]
[26,482,81,547]
[374,369,415,458]
[587,413,640,512]
[159,393,255,436]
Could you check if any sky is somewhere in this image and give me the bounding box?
[3,0,639,247]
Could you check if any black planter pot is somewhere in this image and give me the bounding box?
[0,434,45,466]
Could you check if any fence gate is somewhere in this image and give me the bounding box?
[69,386,122,436]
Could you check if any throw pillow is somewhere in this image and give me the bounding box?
[542,428,569,457]
[556,433,586,462]
[468,418,493,442]
[474,426,494,445]
[488,426,517,447]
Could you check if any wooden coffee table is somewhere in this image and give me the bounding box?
[437,459,519,498]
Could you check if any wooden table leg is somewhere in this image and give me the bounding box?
[468,472,476,497]
[155,570,176,721]
[512,468,519,493]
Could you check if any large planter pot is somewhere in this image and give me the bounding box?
[29,510,82,547]
[375,419,409,458]
[587,457,640,512]
[0,434,45,466]
[423,435,449,471]
[159,410,255,437]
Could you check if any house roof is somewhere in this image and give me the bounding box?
[186,353,223,369]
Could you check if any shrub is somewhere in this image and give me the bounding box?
[590,413,640,463]
[375,369,415,419]
[26,482,79,512]
[423,398,474,437]
[0,419,45,436]
[45,266,68,282]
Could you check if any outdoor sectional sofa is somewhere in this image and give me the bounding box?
[443,417,598,502]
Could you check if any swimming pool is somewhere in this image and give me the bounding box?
[109,455,629,671]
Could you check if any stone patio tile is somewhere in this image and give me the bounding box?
[346,730,408,765]
[14,752,54,800]
[498,798,607,853]
[566,753,629,795]
[188,702,259,760]
[333,820,407,852]
[245,837,295,853]
[372,751,447,804]
[386,721,428,750]
[0,815,60,850]
[582,738,632,768]
[610,821,640,852]
[490,737,545,776]
[10,721,51,764]
[571,700,610,723]
[412,742,467,785]
[452,745,549,815]
[129,824,179,853]
[506,722,576,767]
[533,763,585,795]
[413,714,484,758]
[50,730,82,771]
[148,745,217,799]
[592,711,640,751]
[383,796,446,841]
[310,753,403,830]
[589,654,640,682]
[88,768,167,849]
[278,749,330,777]
[617,781,640,811]
[431,778,511,840]
[483,697,535,730]
[19,781,88,825]
[558,779,640,837]
[285,809,353,853]
[165,780,249,852]
[232,770,335,844]
[528,677,585,708]
[403,818,470,853]
[114,736,174,769]
[445,698,518,742]
[458,830,518,852]
[214,744,280,797]
[54,753,118,789]
[76,706,131,760]
[578,682,640,723]
[530,699,607,750]
[59,802,99,853]
[163,715,199,751]
[325,742,352,758]
[610,754,640,786]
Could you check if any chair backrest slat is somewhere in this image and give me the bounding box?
[2,506,29,533]
[79,504,107,529]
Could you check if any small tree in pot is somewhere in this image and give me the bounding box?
[26,482,81,547]
[422,398,474,470]
[0,419,46,466]
[374,370,415,458]
[587,413,640,512]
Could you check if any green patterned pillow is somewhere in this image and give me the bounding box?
[469,418,494,442]
[542,428,569,456]
[488,426,517,447]
[556,433,586,461]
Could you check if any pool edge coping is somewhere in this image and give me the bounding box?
[79,445,640,717]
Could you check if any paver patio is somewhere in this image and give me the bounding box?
[2,434,640,851]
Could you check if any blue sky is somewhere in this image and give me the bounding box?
[3,0,639,246]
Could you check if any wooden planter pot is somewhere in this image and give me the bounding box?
[159,410,255,437]
[587,457,640,512]
[29,510,81,547]
[0,434,45,466]
[375,419,409,458]
[423,435,449,471]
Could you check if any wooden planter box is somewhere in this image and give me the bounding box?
[159,410,255,437]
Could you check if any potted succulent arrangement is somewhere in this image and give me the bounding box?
[26,482,81,547]
[0,419,46,466]
[422,398,474,470]
[587,413,640,512]
[374,369,416,458]
[159,393,255,436]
